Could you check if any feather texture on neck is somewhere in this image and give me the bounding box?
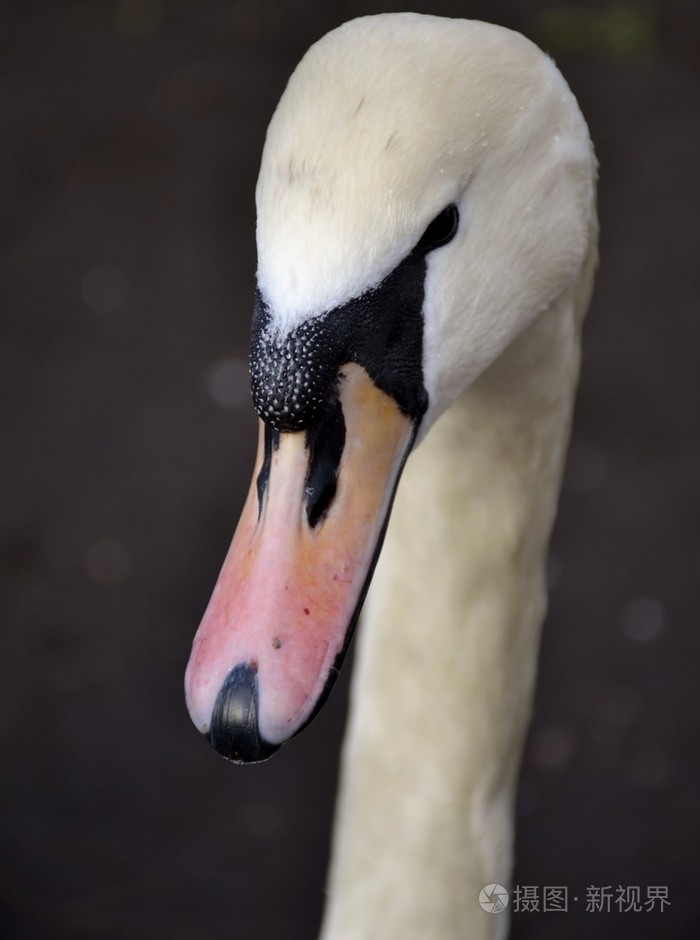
[321,233,597,938]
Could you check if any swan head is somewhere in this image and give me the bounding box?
[256,14,595,432]
[184,14,596,761]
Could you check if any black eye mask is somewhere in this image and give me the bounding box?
[249,203,460,433]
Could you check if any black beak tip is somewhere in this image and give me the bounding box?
[207,662,279,764]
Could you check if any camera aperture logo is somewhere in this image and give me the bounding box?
[479,884,509,913]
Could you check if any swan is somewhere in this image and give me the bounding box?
[185,13,597,939]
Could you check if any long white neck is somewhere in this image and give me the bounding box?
[319,273,591,939]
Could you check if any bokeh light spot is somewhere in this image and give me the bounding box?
[82,265,128,315]
[205,357,249,409]
[86,537,132,585]
[619,595,665,642]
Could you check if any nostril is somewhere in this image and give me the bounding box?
[306,476,338,529]
[208,663,279,764]
[304,397,346,528]
[256,426,279,516]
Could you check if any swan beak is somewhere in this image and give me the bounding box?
[185,363,415,762]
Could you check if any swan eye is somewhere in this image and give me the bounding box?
[416,204,459,251]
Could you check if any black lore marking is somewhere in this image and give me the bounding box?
[250,309,334,432]
[250,242,433,434]
[304,395,346,528]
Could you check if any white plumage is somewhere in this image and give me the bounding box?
[187,13,597,939]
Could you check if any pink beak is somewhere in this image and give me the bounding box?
[184,363,415,762]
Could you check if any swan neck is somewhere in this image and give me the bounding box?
[320,294,583,940]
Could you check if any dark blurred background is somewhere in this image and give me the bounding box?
[2,1,698,937]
